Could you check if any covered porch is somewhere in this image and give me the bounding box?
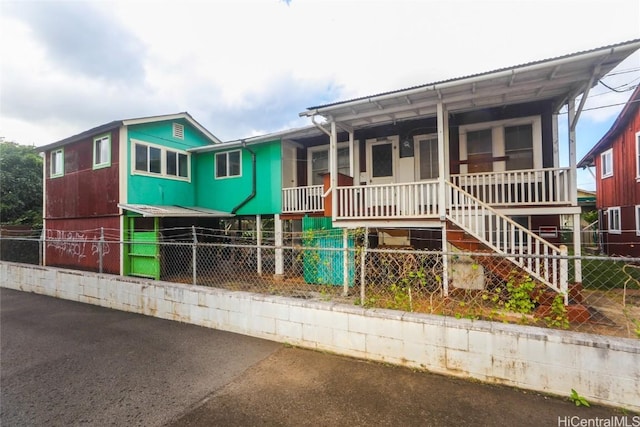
[283,167,572,220]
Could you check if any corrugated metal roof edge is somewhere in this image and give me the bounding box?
[189,124,324,153]
[303,39,640,112]
[39,120,123,152]
[39,112,223,152]
[118,203,234,218]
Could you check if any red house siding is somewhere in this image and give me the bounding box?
[596,115,640,209]
[45,216,120,274]
[45,129,121,272]
[46,130,120,219]
[594,104,640,256]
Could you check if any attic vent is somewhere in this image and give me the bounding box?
[173,123,184,139]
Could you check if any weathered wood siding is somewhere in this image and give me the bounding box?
[594,106,640,256]
[595,112,640,209]
[45,130,120,219]
[45,216,120,274]
[44,129,120,272]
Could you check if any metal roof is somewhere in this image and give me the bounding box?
[189,124,324,153]
[118,204,233,218]
[39,112,223,152]
[300,39,640,129]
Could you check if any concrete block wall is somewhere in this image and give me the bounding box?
[2,261,639,411]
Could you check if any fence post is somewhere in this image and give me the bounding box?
[256,214,262,275]
[559,244,568,305]
[192,226,197,286]
[360,227,367,306]
[274,214,283,277]
[442,225,449,297]
[98,227,104,274]
[343,228,349,296]
[39,229,45,266]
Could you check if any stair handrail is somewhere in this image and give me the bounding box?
[446,181,567,295]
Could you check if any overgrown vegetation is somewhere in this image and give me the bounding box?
[0,140,43,226]
[544,294,570,329]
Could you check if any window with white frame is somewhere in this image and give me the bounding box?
[459,116,542,174]
[636,205,640,236]
[215,150,241,178]
[415,135,439,180]
[636,132,640,179]
[166,151,188,178]
[132,140,190,180]
[50,148,64,178]
[308,144,350,185]
[608,207,621,234]
[504,124,533,170]
[601,148,613,178]
[93,135,111,169]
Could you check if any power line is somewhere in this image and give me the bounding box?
[598,79,638,93]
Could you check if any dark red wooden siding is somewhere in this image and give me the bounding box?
[45,217,120,274]
[595,111,640,209]
[594,106,640,256]
[46,130,120,219]
[600,205,640,257]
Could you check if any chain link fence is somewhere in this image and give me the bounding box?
[2,226,639,339]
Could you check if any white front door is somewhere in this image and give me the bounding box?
[366,137,398,185]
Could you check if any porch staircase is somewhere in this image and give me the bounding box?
[445,182,568,296]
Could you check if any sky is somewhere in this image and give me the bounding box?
[1,0,639,190]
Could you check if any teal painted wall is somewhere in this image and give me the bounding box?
[126,119,214,205]
[195,140,282,214]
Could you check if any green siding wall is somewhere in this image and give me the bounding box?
[126,119,213,205]
[195,140,282,214]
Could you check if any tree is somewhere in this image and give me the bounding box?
[0,141,43,226]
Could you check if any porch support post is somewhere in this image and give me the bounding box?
[442,224,449,297]
[552,113,559,168]
[568,98,577,206]
[330,120,338,220]
[342,228,349,296]
[437,102,450,297]
[436,102,448,220]
[256,214,262,275]
[568,98,582,284]
[274,214,284,277]
[573,212,582,284]
[349,130,355,179]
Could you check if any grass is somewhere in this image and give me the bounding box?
[569,255,640,290]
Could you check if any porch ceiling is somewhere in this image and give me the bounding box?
[301,40,640,129]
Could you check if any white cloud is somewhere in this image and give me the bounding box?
[1,0,639,146]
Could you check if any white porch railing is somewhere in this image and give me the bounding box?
[451,167,570,206]
[282,185,324,213]
[447,182,567,294]
[336,181,439,219]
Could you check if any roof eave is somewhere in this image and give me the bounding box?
[300,39,640,119]
[39,121,123,152]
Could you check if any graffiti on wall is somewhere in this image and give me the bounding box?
[46,230,111,261]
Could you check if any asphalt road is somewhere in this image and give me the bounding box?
[1,288,633,427]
